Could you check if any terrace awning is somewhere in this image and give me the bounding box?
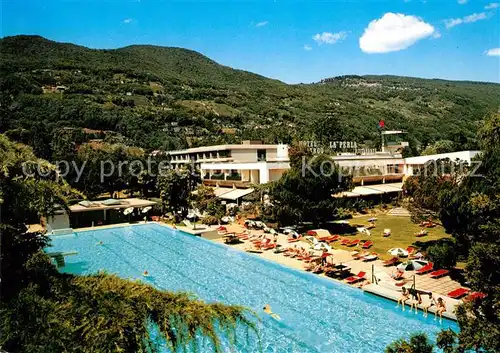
[219,188,255,201]
[333,183,403,198]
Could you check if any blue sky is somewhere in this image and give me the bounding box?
[2,0,499,83]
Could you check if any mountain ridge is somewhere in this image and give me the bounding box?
[1,35,499,159]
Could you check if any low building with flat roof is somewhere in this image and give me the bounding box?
[46,198,157,233]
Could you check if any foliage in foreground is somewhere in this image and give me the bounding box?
[0,135,259,352]
[391,113,500,352]
[385,333,434,353]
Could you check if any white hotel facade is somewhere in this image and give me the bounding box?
[164,139,479,200]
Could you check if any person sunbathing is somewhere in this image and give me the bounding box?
[423,292,437,318]
[311,263,323,273]
[435,297,446,322]
[263,304,281,320]
[392,270,405,280]
[396,286,410,311]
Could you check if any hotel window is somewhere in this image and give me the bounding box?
[257,149,267,161]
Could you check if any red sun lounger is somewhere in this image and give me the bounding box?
[347,239,360,247]
[287,236,301,243]
[383,257,400,266]
[447,288,470,299]
[362,241,373,249]
[261,243,276,250]
[415,263,434,274]
[340,239,351,246]
[345,271,366,284]
[327,235,341,243]
[429,269,450,278]
[465,292,487,301]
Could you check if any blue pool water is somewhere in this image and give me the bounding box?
[48,224,458,352]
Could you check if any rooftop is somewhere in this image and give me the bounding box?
[162,143,285,155]
[69,198,156,213]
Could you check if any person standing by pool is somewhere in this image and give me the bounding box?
[321,248,329,266]
[263,304,281,320]
[396,287,410,311]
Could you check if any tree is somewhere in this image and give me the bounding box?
[191,185,226,222]
[426,240,457,269]
[157,168,194,217]
[421,140,455,156]
[0,135,258,352]
[396,113,500,353]
[385,333,434,353]
[269,145,352,226]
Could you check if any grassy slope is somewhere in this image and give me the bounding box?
[1,35,499,151]
[336,214,450,260]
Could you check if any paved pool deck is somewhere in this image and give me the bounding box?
[207,222,462,321]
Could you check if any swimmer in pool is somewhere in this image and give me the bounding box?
[143,271,150,277]
[97,241,103,245]
[263,304,281,320]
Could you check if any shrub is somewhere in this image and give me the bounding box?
[202,215,218,225]
[427,240,457,269]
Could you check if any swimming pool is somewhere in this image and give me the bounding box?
[48,223,458,352]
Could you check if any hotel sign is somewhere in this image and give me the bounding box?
[300,140,359,153]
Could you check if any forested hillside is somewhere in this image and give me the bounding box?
[1,35,499,160]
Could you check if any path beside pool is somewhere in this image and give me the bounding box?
[171,222,462,321]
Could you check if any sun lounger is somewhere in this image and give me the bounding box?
[391,270,405,280]
[383,257,400,266]
[252,239,270,248]
[362,241,373,249]
[312,266,324,274]
[245,248,263,253]
[345,271,366,284]
[347,239,360,247]
[327,235,340,243]
[429,269,450,278]
[352,251,368,260]
[415,262,433,274]
[415,230,428,237]
[287,236,301,243]
[261,243,276,250]
[362,254,378,262]
[464,292,487,301]
[447,288,470,299]
[383,229,391,237]
[339,238,350,246]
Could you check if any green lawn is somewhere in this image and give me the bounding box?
[331,214,451,260]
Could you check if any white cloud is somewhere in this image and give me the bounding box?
[444,12,488,28]
[485,2,500,9]
[123,18,133,24]
[312,31,347,45]
[485,47,500,56]
[255,21,269,27]
[431,31,442,39]
[359,13,435,54]
[304,45,312,51]
[457,0,468,4]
